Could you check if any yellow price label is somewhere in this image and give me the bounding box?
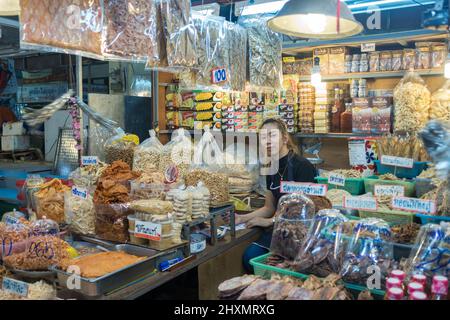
[115,134,139,145]
[283,56,296,63]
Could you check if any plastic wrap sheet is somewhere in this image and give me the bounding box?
[103,0,159,63]
[20,0,103,59]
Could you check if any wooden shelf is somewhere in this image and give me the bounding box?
[295,132,383,139]
[298,68,444,82]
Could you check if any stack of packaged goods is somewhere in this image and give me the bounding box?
[314,84,330,133]
[278,104,296,133]
[234,93,249,132]
[247,91,264,132]
[279,76,299,134]
[298,84,315,133]
[194,92,217,130]
[352,97,372,134]
[180,91,195,130]
[165,86,180,130]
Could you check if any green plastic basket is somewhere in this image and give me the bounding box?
[363,176,416,197]
[249,253,385,299]
[359,209,415,225]
[316,177,365,195]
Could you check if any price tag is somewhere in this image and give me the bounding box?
[280,182,328,196]
[381,155,414,169]
[71,186,88,199]
[343,196,378,211]
[135,220,162,241]
[283,56,296,63]
[211,67,227,84]
[4,215,19,226]
[361,43,376,52]
[374,184,405,197]
[391,197,437,215]
[81,156,98,166]
[328,173,346,187]
[348,140,367,166]
[2,277,28,297]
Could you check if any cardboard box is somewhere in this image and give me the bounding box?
[313,48,329,75]
[1,135,30,151]
[2,122,25,136]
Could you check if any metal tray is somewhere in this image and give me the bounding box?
[50,239,167,297]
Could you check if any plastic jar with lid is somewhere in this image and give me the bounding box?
[407,282,425,295]
[359,54,369,72]
[386,287,404,300]
[390,270,406,283]
[386,277,402,290]
[431,275,448,300]
[351,54,361,73]
[411,274,427,286]
[409,291,428,300]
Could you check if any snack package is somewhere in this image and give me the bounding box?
[103,0,159,63]
[431,43,447,69]
[34,179,71,223]
[20,0,103,59]
[293,209,349,277]
[22,175,45,211]
[394,71,431,133]
[270,193,315,261]
[402,49,416,70]
[94,202,132,242]
[369,52,380,72]
[133,130,163,173]
[130,171,177,200]
[0,221,31,259]
[159,128,193,182]
[64,186,95,235]
[104,129,139,168]
[430,81,450,122]
[69,161,108,187]
[340,218,395,287]
[415,42,431,69]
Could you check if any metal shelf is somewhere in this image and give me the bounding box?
[295,132,383,139]
[298,69,443,82]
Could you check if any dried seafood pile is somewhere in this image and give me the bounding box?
[376,134,430,162]
[225,22,247,92]
[185,169,229,206]
[391,223,421,244]
[430,81,450,122]
[271,219,309,261]
[322,169,362,178]
[105,140,137,168]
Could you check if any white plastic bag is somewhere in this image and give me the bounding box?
[133,130,163,172]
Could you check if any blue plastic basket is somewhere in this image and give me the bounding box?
[416,214,450,224]
[374,160,428,179]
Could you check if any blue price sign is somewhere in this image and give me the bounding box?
[3,277,28,297]
[211,67,227,84]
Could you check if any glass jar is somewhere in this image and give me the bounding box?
[359,54,369,72]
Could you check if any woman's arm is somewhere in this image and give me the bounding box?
[235,191,276,224]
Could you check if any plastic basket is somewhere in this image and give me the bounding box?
[316,177,365,195]
[414,178,437,198]
[359,209,415,225]
[250,253,385,299]
[374,160,428,179]
[416,213,450,225]
[364,176,415,197]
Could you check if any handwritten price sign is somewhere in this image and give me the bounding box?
[374,184,405,197]
[72,186,88,199]
[3,277,28,297]
[391,197,437,215]
[280,181,328,196]
[135,220,162,241]
[328,173,346,187]
[81,156,98,166]
[211,67,227,84]
[381,155,414,168]
[343,196,378,211]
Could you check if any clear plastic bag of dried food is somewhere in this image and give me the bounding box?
[224,144,259,193]
[340,218,395,288]
[429,80,450,122]
[104,128,138,168]
[292,209,348,277]
[270,193,315,261]
[23,174,45,211]
[240,16,283,91]
[87,123,117,162]
[192,126,225,170]
[20,0,104,59]
[94,202,132,242]
[159,128,193,182]
[159,0,196,68]
[133,130,163,172]
[404,223,449,280]
[1,221,31,259]
[64,186,96,236]
[103,0,159,63]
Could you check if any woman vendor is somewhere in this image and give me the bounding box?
[235,117,317,272]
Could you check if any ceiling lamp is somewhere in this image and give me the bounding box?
[0,0,20,16]
[267,0,364,39]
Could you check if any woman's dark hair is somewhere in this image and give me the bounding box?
[260,117,300,155]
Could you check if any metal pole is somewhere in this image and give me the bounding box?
[151,70,159,131]
[76,55,84,158]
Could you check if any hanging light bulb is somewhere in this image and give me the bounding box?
[445,53,450,79]
[304,13,327,34]
[311,57,322,87]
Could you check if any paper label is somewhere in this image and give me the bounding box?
[81,156,98,166]
[348,140,367,166]
[4,215,19,226]
[374,185,405,197]
[72,186,88,199]
[135,220,162,241]
[280,181,328,196]
[283,57,296,63]
[211,67,227,84]
[2,277,28,297]
[343,196,378,211]
[381,155,414,168]
[391,197,437,214]
[328,173,346,187]
[361,43,376,52]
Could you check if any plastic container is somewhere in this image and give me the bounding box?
[148,234,175,250]
[415,213,450,225]
[374,160,429,179]
[128,230,148,246]
[364,176,415,197]
[190,233,206,254]
[414,178,438,198]
[359,209,415,225]
[316,177,365,195]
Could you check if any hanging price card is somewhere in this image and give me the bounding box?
[328,173,346,187]
[280,182,328,196]
[374,184,405,197]
[343,196,378,211]
[81,156,98,166]
[135,220,162,241]
[361,43,376,52]
[2,277,28,297]
[211,67,227,84]
[72,186,88,199]
[391,197,437,215]
[381,155,414,168]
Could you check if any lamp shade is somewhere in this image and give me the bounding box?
[0,0,20,16]
[267,0,363,39]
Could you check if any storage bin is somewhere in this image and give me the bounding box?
[359,209,415,225]
[416,213,450,225]
[364,176,415,197]
[374,160,428,179]
[316,177,365,195]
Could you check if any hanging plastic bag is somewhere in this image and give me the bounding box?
[225,21,247,92]
[133,129,163,173]
[64,186,95,236]
[340,218,395,287]
[270,193,316,261]
[104,128,139,168]
[430,80,450,122]
[394,71,431,133]
[103,0,159,63]
[20,0,104,59]
[292,209,349,277]
[159,128,193,182]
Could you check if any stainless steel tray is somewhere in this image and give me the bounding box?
[51,238,167,297]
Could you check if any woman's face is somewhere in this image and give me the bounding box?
[260,122,287,158]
